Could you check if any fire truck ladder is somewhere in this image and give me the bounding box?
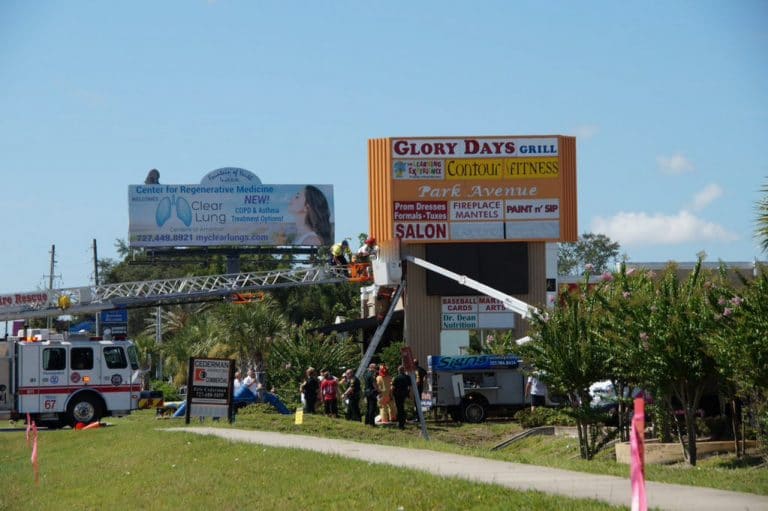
[0,266,349,321]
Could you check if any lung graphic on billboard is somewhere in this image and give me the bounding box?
[128,168,334,248]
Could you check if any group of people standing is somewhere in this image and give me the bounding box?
[300,367,356,420]
[301,360,426,430]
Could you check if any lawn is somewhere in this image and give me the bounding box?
[0,411,621,511]
[1,405,765,511]
[222,404,768,495]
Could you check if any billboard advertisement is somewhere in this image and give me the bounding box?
[368,136,577,244]
[128,168,334,248]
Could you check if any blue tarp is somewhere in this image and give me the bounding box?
[234,385,291,414]
[172,385,291,418]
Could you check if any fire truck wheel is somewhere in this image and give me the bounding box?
[67,395,103,426]
[462,401,487,423]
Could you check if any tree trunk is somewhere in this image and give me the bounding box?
[731,399,741,459]
[575,415,587,459]
[685,406,698,466]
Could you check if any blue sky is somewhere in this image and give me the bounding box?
[1,0,766,293]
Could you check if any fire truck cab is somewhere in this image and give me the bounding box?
[0,329,142,428]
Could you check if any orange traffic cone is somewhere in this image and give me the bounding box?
[82,421,101,430]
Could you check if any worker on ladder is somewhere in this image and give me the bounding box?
[330,239,352,266]
[355,237,378,263]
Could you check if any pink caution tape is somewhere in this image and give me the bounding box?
[630,397,647,511]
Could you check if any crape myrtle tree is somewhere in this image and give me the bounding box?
[521,276,612,460]
[639,259,722,466]
[708,266,768,460]
[593,264,656,442]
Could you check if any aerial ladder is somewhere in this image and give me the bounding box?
[0,266,349,322]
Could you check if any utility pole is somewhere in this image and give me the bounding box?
[93,239,100,335]
[45,245,59,329]
[155,306,163,380]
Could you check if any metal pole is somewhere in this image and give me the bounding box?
[155,306,163,380]
[93,239,100,335]
[47,245,55,329]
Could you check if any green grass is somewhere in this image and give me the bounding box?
[2,406,765,511]
[222,404,768,495]
[0,412,622,511]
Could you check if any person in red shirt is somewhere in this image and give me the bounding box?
[320,370,339,418]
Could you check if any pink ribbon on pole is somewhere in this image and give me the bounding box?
[630,396,647,511]
[26,412,32,447]
[30,420,39,484]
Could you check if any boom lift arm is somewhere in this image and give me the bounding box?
[404,256,539,319]
[355,255,539,377]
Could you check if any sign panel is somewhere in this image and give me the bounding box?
[129,171,334,248]
[377,135,576,243]
[185,357,234,423]
[100,309,128,323]
[428,354,521,372]
[440,296,515,330]
[0,291,52,317]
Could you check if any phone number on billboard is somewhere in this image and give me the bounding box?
[132,234,194,242]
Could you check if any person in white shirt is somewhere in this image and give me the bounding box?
[525,374,548,411]
[233,370,243,392]
[243,369,257,388]
[356,237,378,262]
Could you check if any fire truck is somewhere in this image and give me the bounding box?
[0,329,142,428]
[0,266,350,429]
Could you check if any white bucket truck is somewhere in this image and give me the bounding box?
[428,354,528,423]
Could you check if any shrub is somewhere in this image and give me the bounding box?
[150,379,181,401]
[514,407,577,428]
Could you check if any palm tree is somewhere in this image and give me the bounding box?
[215,296,288,374]
[757,178,768,253]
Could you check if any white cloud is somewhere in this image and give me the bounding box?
[570,124,599,140]
[657,153,694,175]
[591,210,738,246]
[690,183,723,211]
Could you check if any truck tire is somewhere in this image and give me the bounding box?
[67,394,103,426]
[462,401,487,423]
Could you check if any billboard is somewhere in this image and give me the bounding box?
[128,168,334,248]
[368,136,577,244]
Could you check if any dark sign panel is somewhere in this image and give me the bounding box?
[425,242,528,296]
[185,357,234,423]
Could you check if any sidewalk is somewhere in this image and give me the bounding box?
[167,427,768,511]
